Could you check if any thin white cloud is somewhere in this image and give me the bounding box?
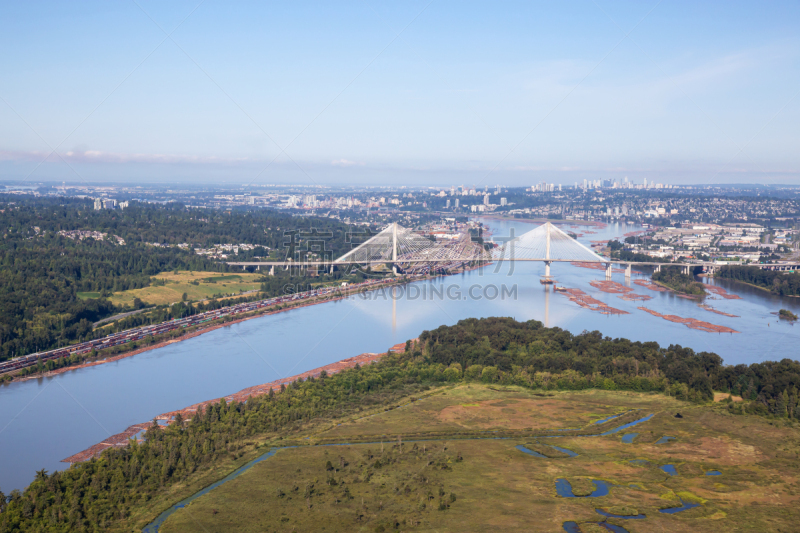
[0,149,251,165]
[330,159,365,167]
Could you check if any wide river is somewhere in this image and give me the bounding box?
[1,219,799,492]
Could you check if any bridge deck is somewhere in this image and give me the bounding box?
[226,259,711,267]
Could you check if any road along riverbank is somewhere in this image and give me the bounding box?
[8,265,486,382]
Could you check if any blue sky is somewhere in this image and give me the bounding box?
[0,1,798,186]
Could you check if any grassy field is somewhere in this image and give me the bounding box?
[158,385,800,532]
[106,271,264,306]
[76,291,101,300]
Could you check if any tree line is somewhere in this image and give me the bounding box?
[2,317,799,531]
[652,268,706,295]
[418,317,800,415]
[716,265,800,297]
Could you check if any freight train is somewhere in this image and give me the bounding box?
[0,277,399,376]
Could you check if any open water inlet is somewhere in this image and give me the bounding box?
[515,444,547,458]
[555,478,612,498]
[593,412,626,425]
[658,499,700,514]
[547,443,579,457]
[660,464,678,476]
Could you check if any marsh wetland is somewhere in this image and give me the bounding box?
[155,385,800,532]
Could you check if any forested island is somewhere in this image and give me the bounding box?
[2,318,799,532]
[651,268,706,296]
[717,265,800,297]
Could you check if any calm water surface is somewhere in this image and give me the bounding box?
[1,220,799,491]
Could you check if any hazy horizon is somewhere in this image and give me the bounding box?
[1,1,798,186]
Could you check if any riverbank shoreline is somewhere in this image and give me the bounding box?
[62,341,411,464]
[712,276,800,298]
[8,266,486,384]
[13,291,362,383]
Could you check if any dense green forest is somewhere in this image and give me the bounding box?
[0,196,359,361]
[418,318,800,412]
[651,268,706,295]
[2,317,799,532]
[716,265,800,297]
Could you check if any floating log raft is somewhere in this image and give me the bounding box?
[637,307,738,333]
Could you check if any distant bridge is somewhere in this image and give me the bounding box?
[227,222,729,280]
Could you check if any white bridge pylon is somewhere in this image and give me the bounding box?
[334,221,614,280]
[334,222,490,274]
[334,223,437,270]
[492,222,608,281]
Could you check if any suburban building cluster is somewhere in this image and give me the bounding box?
[626,223,798,264]
[57,230,125,245]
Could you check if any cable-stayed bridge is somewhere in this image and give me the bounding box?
[227,221,709,279]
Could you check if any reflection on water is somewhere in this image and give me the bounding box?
[2,220,800,491]
[545,286,550,328]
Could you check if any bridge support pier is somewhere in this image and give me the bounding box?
[683,265,690,275]
[605,263,612,279]
[540,261,555,284]
[269,266,274,276]
[625,264,631,278]
[655,264,661,273]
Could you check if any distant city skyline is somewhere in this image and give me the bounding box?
[1,1,798,186]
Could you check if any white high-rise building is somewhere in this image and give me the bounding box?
[500,197,507,206]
